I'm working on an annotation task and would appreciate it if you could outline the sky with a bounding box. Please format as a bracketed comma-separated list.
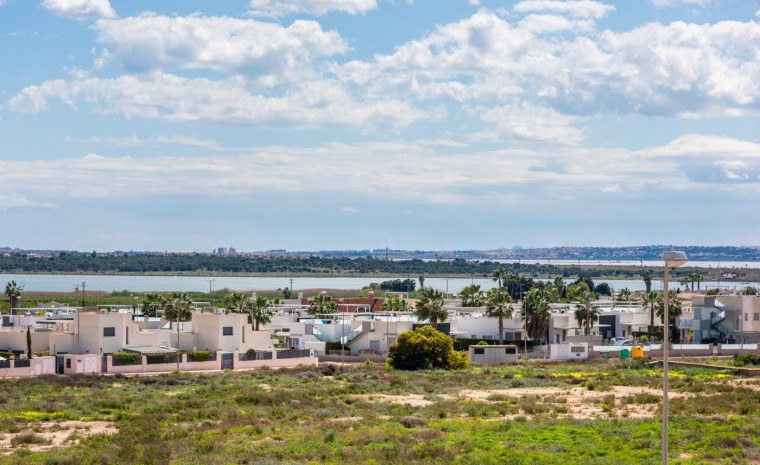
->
[0, 0, 758, 253]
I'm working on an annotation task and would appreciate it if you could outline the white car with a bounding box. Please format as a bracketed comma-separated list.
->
[612, 339, 633, 347]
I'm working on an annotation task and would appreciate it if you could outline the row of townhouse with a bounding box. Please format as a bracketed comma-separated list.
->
[1, 306, 276, 357]
[5, 292, 758, 363]
[277, 293, 760, 355]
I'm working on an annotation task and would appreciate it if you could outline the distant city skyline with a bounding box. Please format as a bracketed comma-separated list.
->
[1, 1, 758, 252]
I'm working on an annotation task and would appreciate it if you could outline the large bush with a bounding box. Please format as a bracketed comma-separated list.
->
[388, 326, 468, 370]
[111, 351, 141, 366]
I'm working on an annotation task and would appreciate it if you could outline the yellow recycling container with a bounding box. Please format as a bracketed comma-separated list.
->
[631, 345, 644, 359]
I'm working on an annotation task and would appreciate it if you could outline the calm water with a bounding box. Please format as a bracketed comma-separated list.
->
[1, 273, 757, 294]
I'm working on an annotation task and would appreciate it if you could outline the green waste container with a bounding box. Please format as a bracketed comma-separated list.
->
[619, 348, 631, 359]
[601, 352, 609, 360]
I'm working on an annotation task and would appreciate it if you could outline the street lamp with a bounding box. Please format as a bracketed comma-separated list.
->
[662, 251, 688, 465]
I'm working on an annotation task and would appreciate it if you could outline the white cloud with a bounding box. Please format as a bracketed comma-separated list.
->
[341, 207, 359, 213]
[513, 1, 615, 19]
[517, 14, 594, 34]
[248, 0, 376, 18]
[472, 102, 586, 145]
[10, 73, 427, 131]
[93, 15, 347, 83]
[338, 10, 760, 122]
[649, 0, 711, 8]
[0, 195, 54, 210]
[1, 135, 756, 209]
[41, 0, 117, 19]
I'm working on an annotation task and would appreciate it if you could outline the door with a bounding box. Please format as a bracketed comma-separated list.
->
[221, 352, 233, 370]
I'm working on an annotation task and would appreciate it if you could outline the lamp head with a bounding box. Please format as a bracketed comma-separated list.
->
[662, 251, 688, 268]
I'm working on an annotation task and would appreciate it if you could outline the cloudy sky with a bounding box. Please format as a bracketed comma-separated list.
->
[0, 0, 758, 252]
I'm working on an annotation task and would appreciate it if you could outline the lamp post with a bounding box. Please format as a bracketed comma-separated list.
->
[662, 251, 688, 465]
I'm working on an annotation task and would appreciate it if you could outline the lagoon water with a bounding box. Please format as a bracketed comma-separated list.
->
[2, 273, 758, 295]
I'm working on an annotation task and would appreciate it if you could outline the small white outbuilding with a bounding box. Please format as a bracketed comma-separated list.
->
[468, 344, 519, 364]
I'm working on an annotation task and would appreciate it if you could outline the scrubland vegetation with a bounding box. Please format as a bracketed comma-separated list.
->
[0, 361, 758, 464]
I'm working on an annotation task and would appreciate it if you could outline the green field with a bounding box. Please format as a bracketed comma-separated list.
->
[0, 360, 758, 464]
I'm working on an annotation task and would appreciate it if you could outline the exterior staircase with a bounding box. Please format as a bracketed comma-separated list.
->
[710, 300, 732, 341]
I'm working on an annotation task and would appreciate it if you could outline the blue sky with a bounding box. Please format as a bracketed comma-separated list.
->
[0, 0, 758, 252]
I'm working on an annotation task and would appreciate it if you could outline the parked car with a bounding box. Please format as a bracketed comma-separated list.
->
[609, 337, 628, 344]
[612, 339, 633, 347]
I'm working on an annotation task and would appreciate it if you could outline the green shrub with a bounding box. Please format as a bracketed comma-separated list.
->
[388, 326, 468, 370]
[111, 352, 141, 366]
[146, 353, 179, 364]
[733, 353, 760, 367]
[186, 350, 215, 362]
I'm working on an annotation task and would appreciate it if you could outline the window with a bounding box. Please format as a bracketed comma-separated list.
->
[66, 359, 71, 369]
[103, 327, 115, 337]
[505, 347, 517, 354]
[745, 314, 748, 321]
[474, 348, 485, 355]
[222, 326, 233, 336]
[754, 313, 759, 321]
[570, 346, 586, 353]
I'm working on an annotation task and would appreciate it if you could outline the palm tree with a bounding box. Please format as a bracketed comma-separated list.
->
[643, 292, 663, 340]
[692, 272, 703, 291]
[552, 276, 566, 300]
[307, 293, 338, 315]
[491, 267, 508, 288]
[140, 292, 165, 318]
[459, 284, 484, 307]
[382, 294, 408, 313]
[4, 280, 22, 314]
[643, 270, 654, 294]
[485, 287, 514, 344]
[506, 273, 519, 299]
[573, 292, 600, 336]
[224, 291, 250, 313]
[617, 288, 631, 302]
[247, 294, 272, 331]
[164, 291, 192, 327]
[414, 287, 447, 330]
[656, 290, 683, 342]
[522, 288, 551, 344]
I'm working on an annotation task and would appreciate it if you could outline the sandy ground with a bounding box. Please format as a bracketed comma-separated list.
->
[0, 421, 117, 454]
[353, 385, 703, 420]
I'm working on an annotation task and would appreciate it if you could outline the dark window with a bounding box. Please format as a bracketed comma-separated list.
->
[66, 359, 71, 369]
[474, 348, 485, 355]
[505, 347, 517, 354]
[103, 327, 115, 337]
[222, 326, 233, 336]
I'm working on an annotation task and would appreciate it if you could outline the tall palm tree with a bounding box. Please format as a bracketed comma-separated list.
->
[414, 287, 447, 330]
[140, 292, 165, 318]
[522, 288, 551, 344]
[643, 270, 654, 294]
[485, 287, 514, 344]
[643, 291, 663, 340]
[552, 276, 566, 300]
[617, 288, 631, 302]
[4, 280, 22, 314]
[491, 267, 508, 288]
[459, 284, 484, 307]
[247, 294, 272, 331]
[656, 290, 683, 342]
[692, 272, 703, 291]
[573, 292, 600, 336]
[307, 293, 338, 315]
[506, 273, 519, 299]
[164, 291, 192, 327]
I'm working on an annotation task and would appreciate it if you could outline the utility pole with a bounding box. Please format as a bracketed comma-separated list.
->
[81, 282, 86, 307]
